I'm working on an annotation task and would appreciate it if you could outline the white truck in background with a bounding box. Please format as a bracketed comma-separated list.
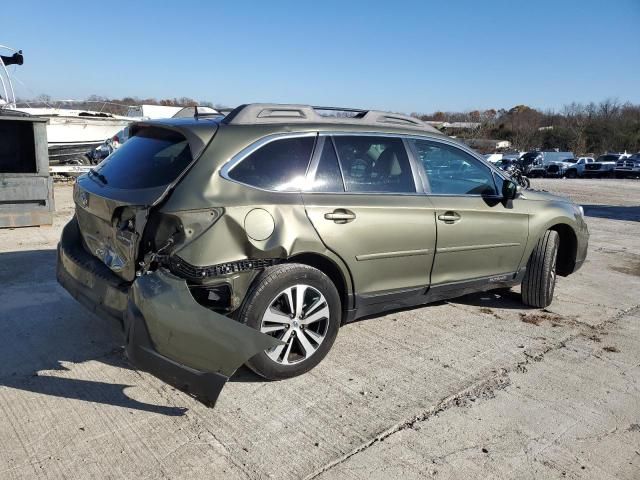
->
[563, 157, 595, 178]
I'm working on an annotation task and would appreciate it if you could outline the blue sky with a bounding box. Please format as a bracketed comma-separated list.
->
[3, 0, 639, 113]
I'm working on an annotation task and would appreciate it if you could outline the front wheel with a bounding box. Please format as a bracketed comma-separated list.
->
[520, 176, 531, 189]
[237, 264, 341, 380]
[521, 230, 559, 308]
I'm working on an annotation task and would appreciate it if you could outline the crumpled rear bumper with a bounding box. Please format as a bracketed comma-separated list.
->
[57, 217, 280, 406]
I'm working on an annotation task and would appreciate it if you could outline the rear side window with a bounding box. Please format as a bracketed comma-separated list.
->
[410, 139, 497, 196]
[91, 127, 192, 189]
[229, 137, 315, 191]
[332, 136, 416, 193]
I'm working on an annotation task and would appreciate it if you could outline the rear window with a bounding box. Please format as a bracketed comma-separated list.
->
[90, 127, 192, 189]
[228, 136, 315, 191]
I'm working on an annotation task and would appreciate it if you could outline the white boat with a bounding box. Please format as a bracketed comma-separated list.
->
[13, 107, 133, 164]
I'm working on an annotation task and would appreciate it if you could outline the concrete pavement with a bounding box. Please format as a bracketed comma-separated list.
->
[0, 179, 638, 479]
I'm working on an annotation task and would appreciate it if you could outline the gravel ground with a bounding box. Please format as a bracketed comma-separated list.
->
[0, 179, 638, 480]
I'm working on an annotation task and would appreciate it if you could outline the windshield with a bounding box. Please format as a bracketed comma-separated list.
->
[563, 158, 577, 163]
[91, 127, 192, 189]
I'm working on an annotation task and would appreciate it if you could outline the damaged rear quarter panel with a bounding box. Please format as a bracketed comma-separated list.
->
[132, 269, 282, 377]
[160, 125, 354, 300]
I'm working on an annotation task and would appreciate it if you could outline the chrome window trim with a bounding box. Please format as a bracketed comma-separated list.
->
[319, 131, 508, 180]
[330, 136, 349, 193]
[305, 135, 324, 184]
[404, 137, 430, 193]
[219, 130, 509, 196]
[304, 136, 347, 193]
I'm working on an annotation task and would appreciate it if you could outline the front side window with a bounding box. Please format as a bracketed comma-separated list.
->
[228, 136, 315, 191]
[332, 136, 416, 193]
[409, 139, 497, 196]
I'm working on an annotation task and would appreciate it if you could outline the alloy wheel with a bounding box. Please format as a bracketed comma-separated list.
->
[260, 284, 330, 365]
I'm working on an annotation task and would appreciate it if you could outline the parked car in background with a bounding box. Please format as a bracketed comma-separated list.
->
[615, 153, 640, 178]
[56, 103, 588, 406]
[584, 154, 620, 178]
[522, 151, 575, 178]
[89, 126, 130, 163]
[495, 158, 516, 170]
[564, 157, 595, 178]
[484, 152, 521, 164]
[545, 158, 576, 178]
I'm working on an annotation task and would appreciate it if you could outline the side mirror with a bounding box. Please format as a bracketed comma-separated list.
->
[502, 180, 519, 200]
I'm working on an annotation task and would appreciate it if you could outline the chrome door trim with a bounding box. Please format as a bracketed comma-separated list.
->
[355, 248, 432, 261]
[436, 242, 521, 253]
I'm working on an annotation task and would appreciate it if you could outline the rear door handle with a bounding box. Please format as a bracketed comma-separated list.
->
[437, 211, 461, 224]
[324, 209, 356, 223]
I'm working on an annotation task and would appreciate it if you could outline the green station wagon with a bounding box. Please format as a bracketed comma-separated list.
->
[57, 104, 589, 405]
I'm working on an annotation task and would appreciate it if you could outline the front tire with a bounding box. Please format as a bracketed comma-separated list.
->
[237, 263, 341, 380]
[521, 230, 559, 308]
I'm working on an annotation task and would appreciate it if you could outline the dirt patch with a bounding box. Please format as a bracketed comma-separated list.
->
[603, 346, 620, 353]
[607, 252, 640, 277]
[519, 311, 564, 326]
[610, 260, 640, 277]
[479, 307, 502, 319]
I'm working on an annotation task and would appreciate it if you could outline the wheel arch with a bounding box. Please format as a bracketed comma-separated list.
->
[548, 223, 577, 276]
[287, 252, 353, 322]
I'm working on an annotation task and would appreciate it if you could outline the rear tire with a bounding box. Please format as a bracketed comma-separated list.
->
[565, 169, 577, 179]
[238, 263, 341, 380]
[521, 230, 559, 308]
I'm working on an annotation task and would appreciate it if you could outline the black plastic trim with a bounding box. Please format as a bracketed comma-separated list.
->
[168, 255, 283, 280]
[350, 271, 524, 320]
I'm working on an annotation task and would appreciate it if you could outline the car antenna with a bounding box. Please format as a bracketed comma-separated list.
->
[194, 105, 199, 119]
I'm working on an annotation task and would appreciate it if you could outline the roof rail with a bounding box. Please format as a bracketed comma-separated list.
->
[222, 103, 439, 133]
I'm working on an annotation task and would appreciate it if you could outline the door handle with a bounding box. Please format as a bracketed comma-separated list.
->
[324, 209, 356, 223]
[437, 211, 461, 224]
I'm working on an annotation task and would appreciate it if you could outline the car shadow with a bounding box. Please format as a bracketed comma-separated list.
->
[229, 365, 264, 382]
[0, 249, 187, 416]
[582, 204, 640, 222]
[447, 288, 537, 310]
